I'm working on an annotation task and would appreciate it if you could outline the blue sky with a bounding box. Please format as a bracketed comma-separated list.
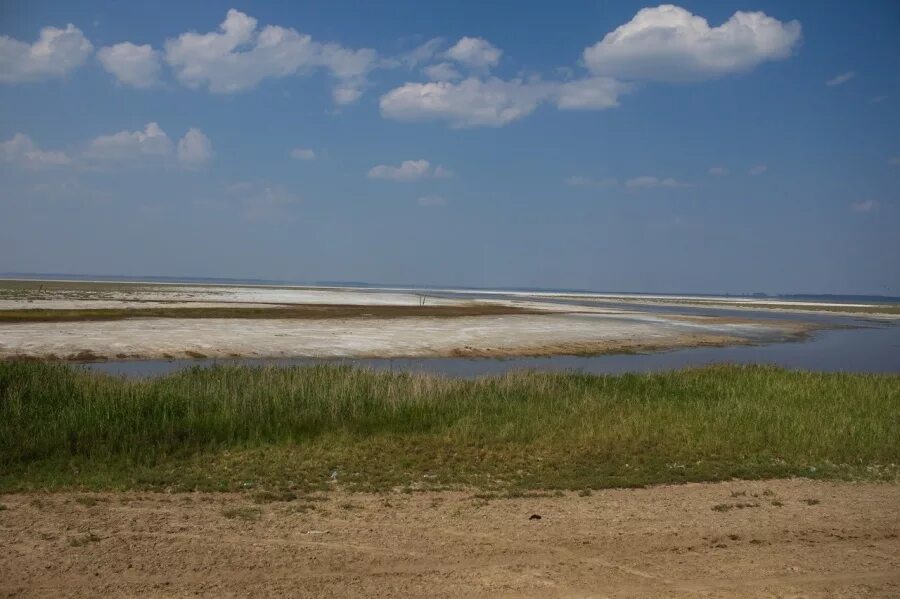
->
[1, 1, 898, 294]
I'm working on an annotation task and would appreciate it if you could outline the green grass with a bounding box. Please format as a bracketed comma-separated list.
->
[0, 361, 897, 493]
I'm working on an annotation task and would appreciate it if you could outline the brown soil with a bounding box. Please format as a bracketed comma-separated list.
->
[0, 303, 541, 323]
[2, 479, 897, 598]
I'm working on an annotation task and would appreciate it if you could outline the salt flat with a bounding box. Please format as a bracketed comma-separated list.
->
[0, 280, 815, 360]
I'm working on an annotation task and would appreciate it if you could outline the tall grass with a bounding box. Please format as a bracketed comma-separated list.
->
[0, 361, 897, 492]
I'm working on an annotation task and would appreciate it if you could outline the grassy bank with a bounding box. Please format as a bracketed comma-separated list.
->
[1, 361, 897, 493]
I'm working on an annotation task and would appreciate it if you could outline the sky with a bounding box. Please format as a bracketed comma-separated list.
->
[1, 0, 898, 295]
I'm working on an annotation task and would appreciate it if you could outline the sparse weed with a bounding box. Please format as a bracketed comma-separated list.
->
[222, 507, 262, 521]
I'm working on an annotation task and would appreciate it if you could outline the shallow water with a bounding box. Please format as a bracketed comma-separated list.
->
[82, 319, 899, 378]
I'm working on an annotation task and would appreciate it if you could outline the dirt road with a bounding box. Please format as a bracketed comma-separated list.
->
[2, 479, 898, 598]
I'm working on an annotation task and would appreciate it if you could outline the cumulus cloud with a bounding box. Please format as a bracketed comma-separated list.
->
[748, 164, 768, 175]
[708, 167, 728, 176]
[290, 148, 316, 160]
[380, 77, 553, 127]
[443, 37, 502, 69]
[850, 200, 876, 213]
[0, 24, 93, 83]
[0, 133, 71, 168]
[367, 159, 451, 182]
[380, 73, 632, 127]
[826, 71, 855, 87]
[163, 9, 377, 102]
[84, 122, 174, 163]
[417, 194, 447, 207]
[555, 77, 630, 110]
[564, 175, 617, 188]
[84, 122, 212, 169]
[423, 62, 461, 81]
[583, 5, 801, 82]
[378, 6, 801, 129]
[97, 42, 162, 88]
[176, 128, 213, 168]
[2, 124, 212, 171]
[625, 175, 691, 189]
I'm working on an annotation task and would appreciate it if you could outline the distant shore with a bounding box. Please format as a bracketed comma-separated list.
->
[0, 279, 826, 361]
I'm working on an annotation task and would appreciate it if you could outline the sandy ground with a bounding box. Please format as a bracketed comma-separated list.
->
[0, 313, 802, 360]
[1, 479, 897, 598]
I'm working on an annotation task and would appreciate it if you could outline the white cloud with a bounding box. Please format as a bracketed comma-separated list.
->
[381, 6, 800, 129]
[0, 133, 71, 168]
[443, 37, 502, 69]
[708, 167, 728, 176]
[176, 128, 213, 168]
[748, 164, 768, 175]
[0, 24, 93, 83]
[320, 43, 379, 104]
[583, 5, 801, 82]
[84, 122, 174, 163]
[555, 77, 630, 110]
[97, 42, 162, 88]
[380, 77, 556, 128]
[290, 148, 316, 160]
[331, 85, 362, 105]
[380, 75, 628, 128]
[400, 38, 444, 68]
[826, 71, 855, 87]
[367, 159, 451, 182]
[4, 125, 211, 171]
[564, 175, 617, 188]
[850, 200, 876, 213]
[625, 175, 691, 189]
[163, 9, 377, 102]
[84, 122, 211, 169]
[417, 194, 447, 207]
[423, 62, 461, 81]
[567, 174, 692, 189]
